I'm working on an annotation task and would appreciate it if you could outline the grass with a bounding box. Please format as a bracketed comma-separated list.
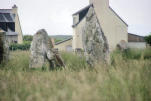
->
[0, 49, 151, 101]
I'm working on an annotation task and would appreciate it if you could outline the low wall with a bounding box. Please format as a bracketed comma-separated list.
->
[128, 42, 146, 49]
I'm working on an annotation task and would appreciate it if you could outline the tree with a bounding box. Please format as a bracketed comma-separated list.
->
[23, 35, 33, 42]
[145, 33, 151, 46]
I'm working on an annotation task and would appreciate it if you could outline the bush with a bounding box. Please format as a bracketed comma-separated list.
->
[145, 33, 151, 46]
[9, 41, 31, 51]
[112, 48, 151, 60]
[23, 35, 33, 42]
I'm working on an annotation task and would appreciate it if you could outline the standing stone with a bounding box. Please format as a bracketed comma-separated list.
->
[82, 7, 110, 66]
[117, 40, 128, 51]
[29, 29, 55, 69]
[0, 30, 9, 64]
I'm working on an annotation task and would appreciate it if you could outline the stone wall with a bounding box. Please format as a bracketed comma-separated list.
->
[0, 31, 9, 63]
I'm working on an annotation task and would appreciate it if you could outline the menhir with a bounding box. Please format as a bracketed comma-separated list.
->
[82, 7, 110, 67]
[29, 29, 64, 69]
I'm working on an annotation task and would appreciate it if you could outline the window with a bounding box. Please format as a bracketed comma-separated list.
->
[14, 41, 17, 43]
[66, 45, 72, 52]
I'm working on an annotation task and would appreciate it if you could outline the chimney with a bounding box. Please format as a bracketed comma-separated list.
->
[89, 0, 93, 4]
[89, 0, 109, 8]
[12, 4, 18, 14]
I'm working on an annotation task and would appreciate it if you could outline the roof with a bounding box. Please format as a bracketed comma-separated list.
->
[72, 4, 93, 16]
[72, 4, 93, 28]
[0, 27, 17, 36]
[72, 4, 128, 27]
[128, 33, 145, 42]
[55, 37, 72, 45]
[5, 28, 17, 36]
[0, 28, 5, 33]
[128, 33, 145, 38]
[0, 9, 12, 13]
[0, 13, 15, 22]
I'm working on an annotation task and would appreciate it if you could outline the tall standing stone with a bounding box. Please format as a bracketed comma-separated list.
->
[29, 29, 65, 69]
[82, 7, 110, 66]
[29, 29, 55, 69]
[0, 30, 9, 64]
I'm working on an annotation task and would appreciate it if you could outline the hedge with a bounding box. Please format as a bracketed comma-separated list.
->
[9, 41, 31, 51]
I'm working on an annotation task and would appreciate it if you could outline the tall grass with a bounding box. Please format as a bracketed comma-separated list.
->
[0, 49, 151, 101]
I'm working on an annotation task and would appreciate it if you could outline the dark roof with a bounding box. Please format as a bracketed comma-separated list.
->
[0, 13, 15, 22]
[72, 4, 93, 28]
[109, 7, 128, 27]
[5, 28, 17, 36]
[55, 37, 72, 45]
[0, 9, 12, 13]
[73, 4, 93, 15]
[0, 28, 5, 32]
[128, 33, 145, 42]
[72, 4, 128, 27]
[128, 33, 145, 37]
[0, 27, 17, 36]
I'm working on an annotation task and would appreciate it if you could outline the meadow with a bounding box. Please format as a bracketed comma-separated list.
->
[0, 49, 151, 101]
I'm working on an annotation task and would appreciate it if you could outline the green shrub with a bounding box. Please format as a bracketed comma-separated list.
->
[145, 33, 151, 46]
[9, 41, 31, 51]
[23, 35, 33, 42]
[112, 48, 151, 60]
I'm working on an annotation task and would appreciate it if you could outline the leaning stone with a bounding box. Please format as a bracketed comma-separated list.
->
[117, 40, 128, 51]
[29, 29, 65, 69]
[82, 7, 110, 67]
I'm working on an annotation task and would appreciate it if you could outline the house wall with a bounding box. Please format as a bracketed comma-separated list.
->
[90, 0, 128, 51]
[5, 35, 18, 43]
[55, 39, 73, 52]
[128, 42, 146, 49]
[12, 7, 23, 44]
[73, 15, 79, 25]
[72, 17, 86, 50]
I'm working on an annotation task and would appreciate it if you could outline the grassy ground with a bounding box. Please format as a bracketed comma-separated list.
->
[0, 49, 151, 101]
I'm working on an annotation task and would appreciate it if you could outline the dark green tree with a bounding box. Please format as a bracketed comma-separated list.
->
[23, 35, 33, 42]
[145, 33, 151, 46]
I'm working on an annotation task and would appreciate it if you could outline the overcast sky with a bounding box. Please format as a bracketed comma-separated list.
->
[0, 0, 151, 36]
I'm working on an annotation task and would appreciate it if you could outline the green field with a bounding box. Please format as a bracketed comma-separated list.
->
[0, 49, 151, 101]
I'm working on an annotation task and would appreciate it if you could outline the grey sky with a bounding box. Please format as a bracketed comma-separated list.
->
[0, 0, 151, 36]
